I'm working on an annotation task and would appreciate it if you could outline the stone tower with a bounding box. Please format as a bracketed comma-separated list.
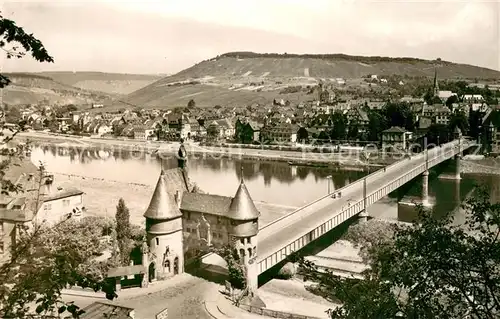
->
[227, 176, 260, 294]
[143, 169, 184, 280]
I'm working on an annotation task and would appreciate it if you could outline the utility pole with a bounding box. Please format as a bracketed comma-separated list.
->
[363, 177, 367, 210]
[34, 163, 46, 215]
[326, 175, 332, 194]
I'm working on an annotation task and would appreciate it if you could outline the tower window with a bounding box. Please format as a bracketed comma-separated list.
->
[240, 238, 244, 245]
[247, 237, 251, 244]
[156, 238, 159, 246]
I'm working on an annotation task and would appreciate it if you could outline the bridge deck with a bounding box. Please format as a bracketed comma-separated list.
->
[256, 139, 472, 274]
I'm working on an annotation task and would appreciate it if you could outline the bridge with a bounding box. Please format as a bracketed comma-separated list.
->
[254, 138, 475, 276]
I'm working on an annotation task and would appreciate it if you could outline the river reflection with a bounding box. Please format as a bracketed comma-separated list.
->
[31, 145, 371, 207]
[31, 144, 500, 219]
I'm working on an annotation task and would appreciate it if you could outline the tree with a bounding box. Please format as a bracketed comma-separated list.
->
[187, 99, 196, 108]
[115, 198, 132, 265]
[0, 12, 54, 88]
[449, 112, 469, 135]
[0, 216, 118, 318]
[383, 103, 415, 132]
[298, 186, 500, 318]
[366, 111, 388, 142]
[4, 106, 21, 124]
[446, 95, 459, 108]
[329, 112, 347, 141]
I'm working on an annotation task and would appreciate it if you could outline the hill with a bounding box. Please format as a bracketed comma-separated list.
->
[114, 52, 500, 109]
[38, 72, 164, 95]
[0, 73, 112, 106]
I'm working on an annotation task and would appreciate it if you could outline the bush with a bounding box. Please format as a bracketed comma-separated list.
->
[276, 262, 296, 279]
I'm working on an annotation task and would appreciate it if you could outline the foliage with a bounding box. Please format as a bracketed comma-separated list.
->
[426, 123, 450, 145]
[187, 99, 196, 108]
[298, 187, 500, 318]
[382, 102, 415, 132]
[115, 198, 132, 265]
[4, 106, 22, 124]
[366, 111, 388, 142]
[0, 216, 118, 318]
[277, 262, 296, 279]
[343, 220, 396, 263]
[445, 95, 459, 107]
[219, 52, 432, 64]
[449, 112, 469, 135]
[211, 244, 246, 289]
[0, 12, 54, 88]
[329, 112, 347, 140]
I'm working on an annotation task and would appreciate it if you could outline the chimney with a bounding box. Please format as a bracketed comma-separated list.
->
[45, 183, 52, 195]
[174, 190, 181, 208]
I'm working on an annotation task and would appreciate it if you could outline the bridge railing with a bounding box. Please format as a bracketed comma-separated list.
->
[257, 139, 470, 272]
[259, 139, 463, 234]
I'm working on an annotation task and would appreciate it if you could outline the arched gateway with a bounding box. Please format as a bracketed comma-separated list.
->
[143, 142, 261, 292]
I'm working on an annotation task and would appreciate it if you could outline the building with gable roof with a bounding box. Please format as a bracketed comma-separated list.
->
[143, 141, 260, 291]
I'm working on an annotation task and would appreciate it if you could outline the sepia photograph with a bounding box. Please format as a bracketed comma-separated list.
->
[0, 0, 499, 318]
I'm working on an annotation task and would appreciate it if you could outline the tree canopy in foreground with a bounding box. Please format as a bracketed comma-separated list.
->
[298, 187, 500, 319]
[0, 11, 54, 88]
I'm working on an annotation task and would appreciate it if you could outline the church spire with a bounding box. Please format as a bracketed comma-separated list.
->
[433, 68, 439, 96]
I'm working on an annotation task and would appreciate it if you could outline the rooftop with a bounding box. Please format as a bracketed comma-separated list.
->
[81, 302, 135, 319]
[43, 187, 83, 203]
[382, 126, 408, 134]
[181, 192, 232, 216]
[143, 169, 184, 220]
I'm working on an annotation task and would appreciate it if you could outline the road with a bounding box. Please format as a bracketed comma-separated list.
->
[257, 140, 462, 264]
[18, 131, 383, 165]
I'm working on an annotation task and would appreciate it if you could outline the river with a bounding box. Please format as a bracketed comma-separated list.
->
[30, 145, 500, 225]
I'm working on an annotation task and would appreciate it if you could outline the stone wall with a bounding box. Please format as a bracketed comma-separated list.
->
[239, 304, 323, 319]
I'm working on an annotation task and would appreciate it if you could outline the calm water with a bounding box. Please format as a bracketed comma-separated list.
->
[31, 145, 500, 220]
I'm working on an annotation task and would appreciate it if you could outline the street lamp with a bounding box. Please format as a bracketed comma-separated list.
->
[326, 175, 332, 194]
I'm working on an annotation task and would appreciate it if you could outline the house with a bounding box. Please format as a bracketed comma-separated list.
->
[463, 94, 484, 103]
[346, 107, 369, 134]
[260, 123, 299, 144]
[133, 125, 154, 140]
[0, 156, 84, 263]
[55, 117, 71, 132]
[35, 187, 85, 225]
[80, 302, 135, 319]
[437, 90, 457, 103]
[0, 158, 39, 263]
[381, 126, 413, 151]
[434, 105, 452, 125]
[234, 118, 263, 144]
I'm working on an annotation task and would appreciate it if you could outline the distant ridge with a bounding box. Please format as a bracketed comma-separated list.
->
[218, 51, 435, 64]
[113, 51, 500, 110]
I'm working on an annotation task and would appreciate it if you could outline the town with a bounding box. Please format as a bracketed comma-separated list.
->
[5, 70, 500, 155]
[1, 2, 500, 319]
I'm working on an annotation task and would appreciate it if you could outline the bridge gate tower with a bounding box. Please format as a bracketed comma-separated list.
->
[227, 175, 260, 294]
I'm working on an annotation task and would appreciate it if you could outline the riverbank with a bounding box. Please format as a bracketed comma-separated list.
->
[51, 172, 297, 227]
[461, 158, 500, 175]
[18, 132, 392, 169]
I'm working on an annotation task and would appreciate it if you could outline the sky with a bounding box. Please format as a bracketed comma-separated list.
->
[1, 0, 499, 74]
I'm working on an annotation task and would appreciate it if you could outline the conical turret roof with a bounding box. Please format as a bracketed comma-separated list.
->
[144, 170, 182, 220]
[227, 179, 260, 221]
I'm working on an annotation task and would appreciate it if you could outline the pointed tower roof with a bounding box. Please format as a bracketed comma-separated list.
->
[433, 68, 439, 96]
[227, 173, 260, 221]
[144, 170, 182, 220]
